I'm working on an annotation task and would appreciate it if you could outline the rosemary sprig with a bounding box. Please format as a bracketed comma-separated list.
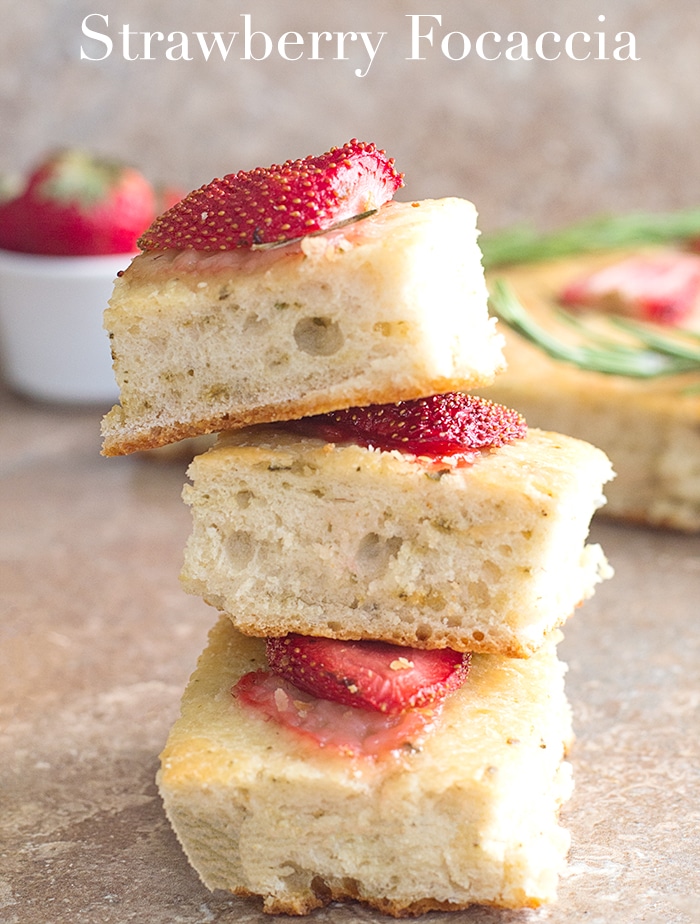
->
[489, 279, 700, 379]
[250, 209, 377, 251]
[480, 209, 700, 269]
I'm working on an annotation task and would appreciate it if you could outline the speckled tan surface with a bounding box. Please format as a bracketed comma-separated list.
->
[1, 383, 698, 924]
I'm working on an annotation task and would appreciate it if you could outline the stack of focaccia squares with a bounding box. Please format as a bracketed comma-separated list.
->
[102, 141, 614, 916]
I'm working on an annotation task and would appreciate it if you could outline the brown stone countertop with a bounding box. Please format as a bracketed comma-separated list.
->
[1, 385, 698, 924]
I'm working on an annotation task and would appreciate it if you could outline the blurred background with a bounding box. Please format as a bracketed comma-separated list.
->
[3, 0, 700, 234]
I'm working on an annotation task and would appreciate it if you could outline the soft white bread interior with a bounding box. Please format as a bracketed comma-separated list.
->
[180, 426, 614, 657]
[482, 250, 700, 531]
[101, 198, 505, 456]
[157, 617, 574, 916]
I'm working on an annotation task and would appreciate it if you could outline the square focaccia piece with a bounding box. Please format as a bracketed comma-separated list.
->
[157, 617, 574, 916]
[482, 248, 700, 531]
[180, 425, 613, 657]
[101, 198, 504, 455]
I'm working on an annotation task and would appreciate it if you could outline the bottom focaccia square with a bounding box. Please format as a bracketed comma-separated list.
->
[157, 617, 574, 916]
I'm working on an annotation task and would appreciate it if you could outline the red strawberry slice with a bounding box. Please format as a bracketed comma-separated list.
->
[234, 670, 438, 759]
[137, 139, 403, 252]
[560, 252, 700, 325]
[0, 149, 156, 256]
[265, 634, 470, 715]
[286, 393, 527, 460]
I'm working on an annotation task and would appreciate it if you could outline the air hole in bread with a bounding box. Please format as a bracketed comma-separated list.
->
[243, 313, 270, 334]
[310, 875, 333, 903]
[373, 320, 410, 338]
[294, 316, 344, 356]
[416, 623, 433, 642]
[290, 459, 318, 476]
[339, 877, 361, 899]
[224, 530, 255, 569]
[482, 561, 503, 583]
[467, 579, 489, 606]
[281, 862, 320, 896]
[356, 532, 403, 579]
[472, 630, 485, 642]
[235, 490, 254, 509]
[424, 590, 447, 611]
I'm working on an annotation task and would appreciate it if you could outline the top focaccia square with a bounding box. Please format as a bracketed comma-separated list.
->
[101, 199, 504, 455]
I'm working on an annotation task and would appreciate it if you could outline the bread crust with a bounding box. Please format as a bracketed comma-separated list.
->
[100, 371, 499, 457]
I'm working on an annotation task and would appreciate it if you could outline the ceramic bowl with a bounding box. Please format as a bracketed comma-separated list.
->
[0, 248, 132, 403]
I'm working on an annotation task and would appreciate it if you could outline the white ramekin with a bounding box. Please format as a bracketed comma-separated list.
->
[0, 248, 133, 403]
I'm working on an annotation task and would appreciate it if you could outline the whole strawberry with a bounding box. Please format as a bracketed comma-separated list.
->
[0, 149, 157, 256]
[137, 139, 404, 252]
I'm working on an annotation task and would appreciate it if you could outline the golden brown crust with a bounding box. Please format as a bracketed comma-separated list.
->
[232, 614, 566, 659]
[100, 370, 501, 457]
[236, 882, 543, 917]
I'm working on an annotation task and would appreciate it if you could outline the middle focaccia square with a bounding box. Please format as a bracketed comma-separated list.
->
[180, 425, 613, 657]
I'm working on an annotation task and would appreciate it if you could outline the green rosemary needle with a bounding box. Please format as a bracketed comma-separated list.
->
[488, 279, 700, 379]
[480, 209, 700, 269]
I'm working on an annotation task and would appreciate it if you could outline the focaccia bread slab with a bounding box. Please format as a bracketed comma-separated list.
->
[157, 617, 574, 916]
[180, 425, 614, 657]
[101, 198, 504, 456]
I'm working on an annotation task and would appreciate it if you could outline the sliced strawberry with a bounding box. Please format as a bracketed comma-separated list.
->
[0, 149, 156, 256]
[234, 670, 437, 759]
[560, 252, 700, 325]
[285, 393, 526, 460]
[137, 139, 403, 252]
[265, 634, 470, 715]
